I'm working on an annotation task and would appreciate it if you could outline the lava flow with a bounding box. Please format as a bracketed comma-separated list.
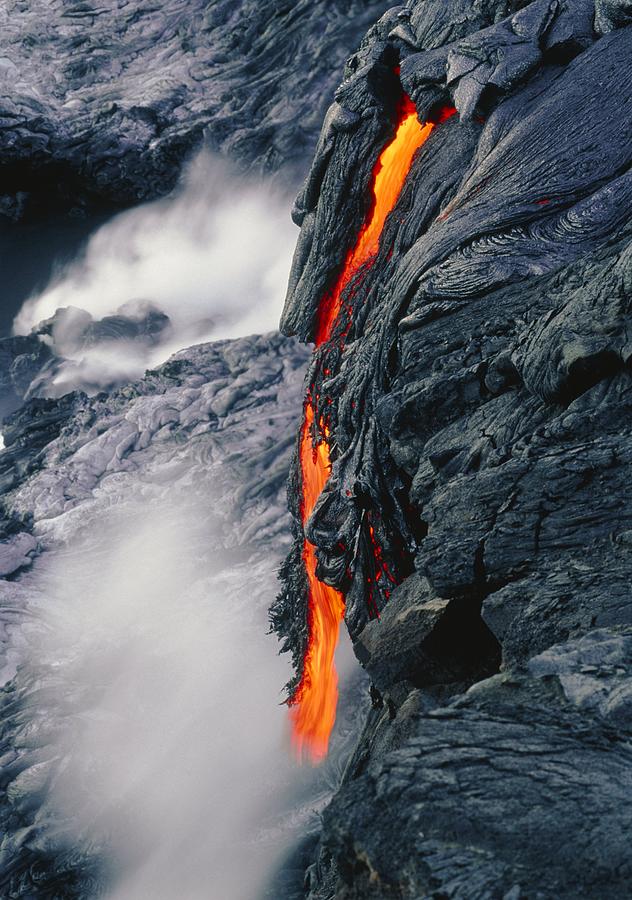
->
[315, 94, 447, 345]
[290, 94, 456, 763]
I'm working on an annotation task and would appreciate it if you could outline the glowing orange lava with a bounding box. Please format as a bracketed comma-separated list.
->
[289, 401, 346, 763]
[315, 95, 444, 345]
[291, 94, 456, 763]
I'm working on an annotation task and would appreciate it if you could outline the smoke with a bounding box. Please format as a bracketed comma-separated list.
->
[23, 483, 326, 900]
[13, 153, 296, 395]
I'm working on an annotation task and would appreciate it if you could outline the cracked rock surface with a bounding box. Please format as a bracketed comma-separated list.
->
[273, 0, 632, 895]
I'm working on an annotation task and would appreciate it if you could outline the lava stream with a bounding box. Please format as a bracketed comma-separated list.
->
[290, 401, 346, 763]
[315, 95, 442, 345]
[291, 94, 456, 763]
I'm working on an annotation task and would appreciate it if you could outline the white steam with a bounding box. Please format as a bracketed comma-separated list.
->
[13, 153, 296, 394]
[23, 488, 325, 900]
[5, 150, 365, 898]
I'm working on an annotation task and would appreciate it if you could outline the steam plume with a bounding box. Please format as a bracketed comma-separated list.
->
[23, 490, 322, 899]
[13, 153, 296, 395]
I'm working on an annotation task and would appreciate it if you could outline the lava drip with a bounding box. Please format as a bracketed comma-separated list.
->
[290, 400, 345, 763]
[290, 93, 457, 763]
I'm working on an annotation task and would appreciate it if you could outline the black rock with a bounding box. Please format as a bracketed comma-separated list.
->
[0, 335, 53, 420]
[0, 0, 393, 220]
[272, 1, 632, 896]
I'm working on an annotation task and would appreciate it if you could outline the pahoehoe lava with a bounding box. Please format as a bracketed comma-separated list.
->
[0, 0, 632, 896]
[272, 0, 632, 896]
[289, 88, 456, 763]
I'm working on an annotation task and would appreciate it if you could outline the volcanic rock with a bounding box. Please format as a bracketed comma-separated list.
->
[0, 335, 54, 421]
[273, 0, 632, 896]
[0, 0, 393, 219]
[0, 332, 316, 895]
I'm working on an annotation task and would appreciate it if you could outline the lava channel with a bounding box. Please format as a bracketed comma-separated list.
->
[290, 94, 457, 763]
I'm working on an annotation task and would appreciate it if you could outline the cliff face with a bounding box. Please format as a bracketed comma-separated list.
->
[0, 2, 393, 894]
[274, 1, 632, 896]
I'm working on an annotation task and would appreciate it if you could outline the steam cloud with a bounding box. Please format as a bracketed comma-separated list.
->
[22, 487, 328, 899]
[13, 153, 297, 395]
[6, 149, 362, 898]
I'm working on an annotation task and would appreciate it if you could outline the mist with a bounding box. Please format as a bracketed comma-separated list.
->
[3, 142, 364, 899]
[19, 485, 332, 899]
[13, 152, 297, 395]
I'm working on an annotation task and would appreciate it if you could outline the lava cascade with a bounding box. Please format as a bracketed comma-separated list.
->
[290, 94, 456, 763]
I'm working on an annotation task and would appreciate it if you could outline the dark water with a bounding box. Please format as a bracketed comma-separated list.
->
[0, 214, 107, 337]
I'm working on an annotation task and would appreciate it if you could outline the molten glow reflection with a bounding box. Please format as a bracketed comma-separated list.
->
[292, 95, 455, 762]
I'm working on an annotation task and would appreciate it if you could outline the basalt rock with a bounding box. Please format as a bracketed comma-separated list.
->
[0, 0, 392, 220]
[0, 335, 54, 420]
[273, 1, 632, 896]
[0, 305, 174, 414]
[34, 305, 170, 350]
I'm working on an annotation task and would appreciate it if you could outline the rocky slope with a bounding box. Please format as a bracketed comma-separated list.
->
[0, 332, 333, 897]
[0, 0, 391, 220]
[0, 305, 172, 422]
[273, 0, 632, 896]
[0, 2, 389, 894]
[2, 0, 632, 897]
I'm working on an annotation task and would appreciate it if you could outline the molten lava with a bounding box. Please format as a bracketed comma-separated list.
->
[315, 95, 447, 344]
[289, 401, 346, 763]
[291, 94, 456, 763]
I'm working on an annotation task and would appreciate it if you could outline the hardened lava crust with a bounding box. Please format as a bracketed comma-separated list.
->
[0, 0, 391, 219]
[273, 1, 632, 896]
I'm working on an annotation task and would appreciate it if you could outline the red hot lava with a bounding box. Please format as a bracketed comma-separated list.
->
[290, 94, 457, 763]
